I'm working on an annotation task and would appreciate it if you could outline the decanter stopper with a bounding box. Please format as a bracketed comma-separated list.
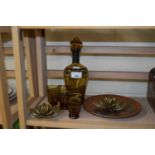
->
[70, 37, 83, 52]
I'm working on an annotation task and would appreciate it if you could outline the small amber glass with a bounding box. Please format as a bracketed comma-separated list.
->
[58, 85, 68, 110]
[47, 85, 59, 106]
[67, 92, 82, 119]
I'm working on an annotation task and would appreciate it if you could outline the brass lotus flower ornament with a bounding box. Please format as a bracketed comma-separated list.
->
[30, 100, 63, 118]
[95, 97, 127, 112]
[30, 102, 54, 118]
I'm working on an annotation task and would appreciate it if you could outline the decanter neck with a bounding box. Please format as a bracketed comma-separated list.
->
[70, 37, 82, 64]
[72, 51, 80, 63]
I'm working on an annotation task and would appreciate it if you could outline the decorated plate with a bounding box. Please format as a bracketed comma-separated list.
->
[9, 94, 17, 102]
[9, 89, 16, 98]
[83, 94, 142, 119]
[8, 87, 13, 95]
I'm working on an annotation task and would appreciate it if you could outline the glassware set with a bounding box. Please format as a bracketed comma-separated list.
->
[30, 37, 142, 120]
[46, 37, 88, 119]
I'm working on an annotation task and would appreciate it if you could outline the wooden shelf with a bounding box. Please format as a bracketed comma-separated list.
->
[10, 26, 155, 129]
[4, 46, 155, 57]
[3, 47, 12, 56]
[47, 70, 148, 82]
[19, 26, 155, 30]
[26, 97, 155, 129]
[46, 46, 155, 57]
[0, 30, 17, 128]
[6, 70, 148, 82]
[0, 27, 11, 33]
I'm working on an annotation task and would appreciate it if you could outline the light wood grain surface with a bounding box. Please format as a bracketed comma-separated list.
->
[3, 46, 155, 57]
[35, 30, 47, 97]
[46, 46, 155, 57]
[24, 30, 39, 98]
[27, 98, 155, 129]
[0, 33, 12, 128]
[18, 26, 155, 29]
[12, 27, 27, 128]
[0, 26, 11, 33]
[5, 70, 148, 82]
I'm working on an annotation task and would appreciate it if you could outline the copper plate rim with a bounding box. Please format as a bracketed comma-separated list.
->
[83, 94, 142, 119]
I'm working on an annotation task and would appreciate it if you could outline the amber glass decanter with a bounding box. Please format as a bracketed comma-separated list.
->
[64, 37, 88, 119]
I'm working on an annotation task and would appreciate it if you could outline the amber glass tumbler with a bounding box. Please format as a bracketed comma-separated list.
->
[58, 85, 68, 110]
[47, 85, 59, 106]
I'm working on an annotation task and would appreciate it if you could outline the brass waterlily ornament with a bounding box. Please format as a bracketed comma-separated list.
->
[30, 102, 54, 118]
[30, 101, 63, 118]
[95, 97, 127, 112]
